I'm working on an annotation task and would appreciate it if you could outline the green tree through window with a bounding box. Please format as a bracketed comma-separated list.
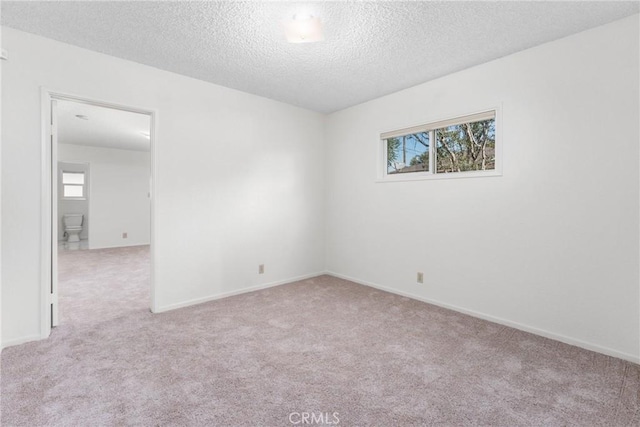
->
[436, 119, 495, 173]
[381, 111, 497, 179]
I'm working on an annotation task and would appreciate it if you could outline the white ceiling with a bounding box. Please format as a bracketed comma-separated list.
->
[2, 1, 638, 113]
[57, 100, 151, 152]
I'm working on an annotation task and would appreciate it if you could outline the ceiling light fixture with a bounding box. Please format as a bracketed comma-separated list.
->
[283, 14, 324, 43]
[75, 114, 89, 120]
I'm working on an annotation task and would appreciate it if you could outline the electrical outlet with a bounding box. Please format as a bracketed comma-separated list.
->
[417, 272, 424, 284]
[122, 232, 128, 239]
[258, 264, 264, 274]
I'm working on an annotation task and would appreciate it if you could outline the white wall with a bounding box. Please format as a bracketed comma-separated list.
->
[325, 15, 639, 361]
[1, 27, 325, 346]
[57, 161, 90, 242]
[58, 144, 150, 249]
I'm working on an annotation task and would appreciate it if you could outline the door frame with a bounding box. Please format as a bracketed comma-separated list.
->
[40, 88, 159, 338]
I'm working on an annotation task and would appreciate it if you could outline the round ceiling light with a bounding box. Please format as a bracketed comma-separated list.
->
[283, 14, 324, 43]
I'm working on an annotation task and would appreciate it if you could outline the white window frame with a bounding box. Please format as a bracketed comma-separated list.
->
[378, 107, 502, 182]
[61, 171, 86, 200]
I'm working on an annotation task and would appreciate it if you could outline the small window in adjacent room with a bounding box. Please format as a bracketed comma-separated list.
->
[380, 110, 499, 181]
[62, 171, 85, 199]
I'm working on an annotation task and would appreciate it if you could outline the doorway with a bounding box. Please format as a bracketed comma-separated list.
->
[41, 91, 157, 336]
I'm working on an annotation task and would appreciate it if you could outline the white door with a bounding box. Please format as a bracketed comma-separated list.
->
[51, 99, 59, 327]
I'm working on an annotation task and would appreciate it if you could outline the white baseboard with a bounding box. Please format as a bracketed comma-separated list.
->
[154, 271, 326, 313]
[7, 271, 636, 364]
[325, 271, 640, 364]
[1, 334, 42, 350]
[88, 242, 150, 250]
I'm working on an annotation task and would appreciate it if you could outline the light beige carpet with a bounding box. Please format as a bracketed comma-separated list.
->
[1, 245, 638, 426]
[57, 245, 150, 327]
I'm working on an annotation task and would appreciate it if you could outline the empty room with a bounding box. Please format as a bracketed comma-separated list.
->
[1, 1, 639, 426]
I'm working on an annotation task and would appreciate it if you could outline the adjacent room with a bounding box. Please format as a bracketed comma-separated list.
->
[55, 99, 151, 327]
[1, 1, 639, 426]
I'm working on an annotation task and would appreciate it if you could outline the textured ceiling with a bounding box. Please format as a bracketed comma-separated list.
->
[2, 1, 638, 113]
[57, 100, 151, 152]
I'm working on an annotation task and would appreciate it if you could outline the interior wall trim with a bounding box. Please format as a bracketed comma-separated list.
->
[155, 271, 326, 313]
[1, 334, 42, 350]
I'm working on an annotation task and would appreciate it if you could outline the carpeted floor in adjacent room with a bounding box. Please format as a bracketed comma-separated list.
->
[1, 245, 639, 426]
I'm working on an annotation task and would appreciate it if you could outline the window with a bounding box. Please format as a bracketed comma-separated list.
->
[387, 131, 430, 175]
[62, 171, 85, 199]
[380, 110, 499, 181]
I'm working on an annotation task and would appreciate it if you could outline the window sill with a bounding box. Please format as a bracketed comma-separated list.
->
[376, 170, 502, 183]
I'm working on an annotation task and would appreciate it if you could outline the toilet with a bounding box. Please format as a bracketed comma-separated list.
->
[63, 213, 84, 243]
